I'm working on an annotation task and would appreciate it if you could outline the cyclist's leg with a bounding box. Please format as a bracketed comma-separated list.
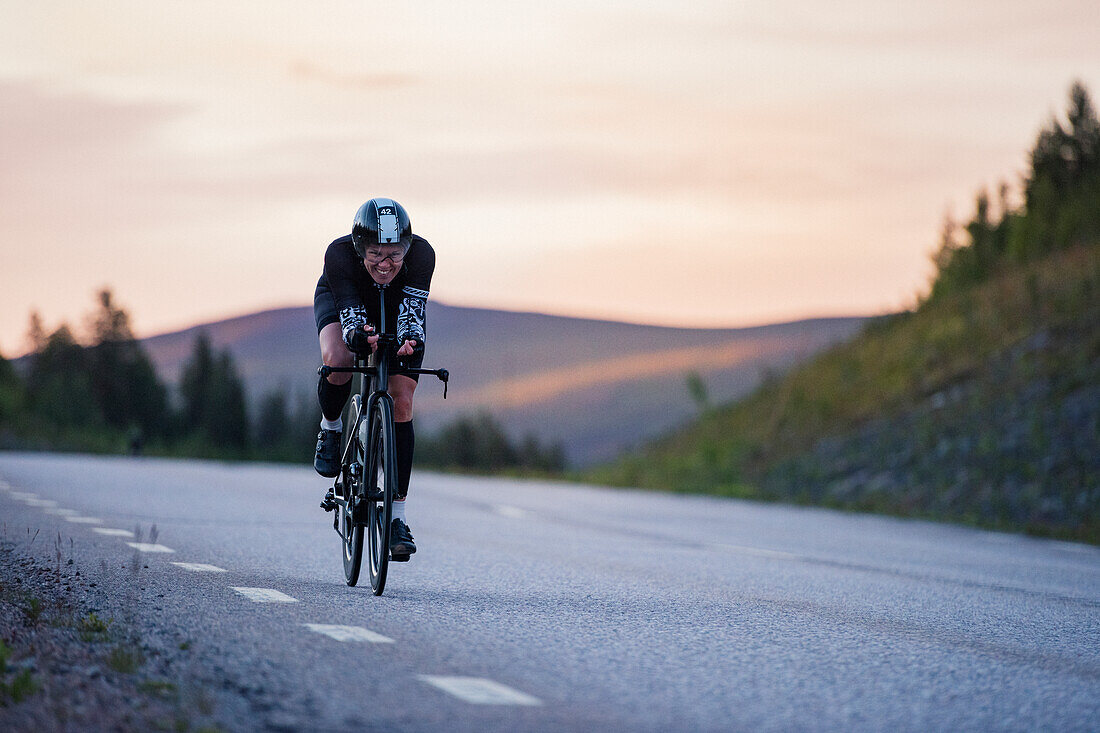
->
[315, 286, 353, 479]
[390, 374, 417, 500]
[316, 282, 353, 417]
[387, 279, 422, 499]
[389, 374, 418, 556]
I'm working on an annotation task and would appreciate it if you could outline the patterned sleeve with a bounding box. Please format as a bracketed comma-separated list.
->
[397, 237, 436, 344]
[339, 305, 369, 346]
[397, 289, 427, 343]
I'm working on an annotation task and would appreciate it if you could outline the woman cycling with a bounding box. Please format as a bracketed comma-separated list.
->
[313, 198, 435, 561]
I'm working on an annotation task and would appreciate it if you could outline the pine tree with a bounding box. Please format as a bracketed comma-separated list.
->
[208, 351, 249, 450]
[85, 289, 168, 436]
[255, 389, 291, 458]
[1014, 81, 1100, 259]
[25, 325, 102, 429]
[0, 350, 23, 427]
[180, 332, 215, 436]
[935, 80, 1100, 296]
[179, 332, 249, 452]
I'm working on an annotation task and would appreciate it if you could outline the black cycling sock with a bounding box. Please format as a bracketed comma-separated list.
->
[317, 374, 352, 423]
[395, 420, 414, 498]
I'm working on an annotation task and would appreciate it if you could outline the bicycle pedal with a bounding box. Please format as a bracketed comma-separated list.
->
[390, 553, 411, 562]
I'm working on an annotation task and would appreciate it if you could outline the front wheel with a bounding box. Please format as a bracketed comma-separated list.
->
[366, 396, 397, 596]
[341, 505, 363, 586]
[341, 397, 364, 586]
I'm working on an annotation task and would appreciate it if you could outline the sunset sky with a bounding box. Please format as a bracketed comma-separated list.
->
[2, 1, 1098, 356]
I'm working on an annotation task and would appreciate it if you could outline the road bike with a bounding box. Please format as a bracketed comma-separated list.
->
[318, 284, 448, 595]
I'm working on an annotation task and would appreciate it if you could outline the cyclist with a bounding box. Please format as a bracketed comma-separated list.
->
[313, 198, 435, 561]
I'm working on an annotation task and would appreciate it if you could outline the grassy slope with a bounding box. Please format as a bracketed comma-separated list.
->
[587, 244, 1100, 542]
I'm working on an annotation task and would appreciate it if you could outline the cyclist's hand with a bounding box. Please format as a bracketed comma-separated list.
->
[397, 339, 422, 357]
[347, 326, 377, 355]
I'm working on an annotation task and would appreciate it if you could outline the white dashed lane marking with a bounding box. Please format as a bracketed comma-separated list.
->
[23, 498, 57, 507]
[418, 676, 542, 706]
[45, 508, 79, 516]
[231, 587, 298, 603]
[126, 542, 175, 553]
[93, 528, 135, 537]
[303, 624, 394, 643]
[9, 491, 37, 500]
[65, 516, 102, 524]
[171, 562, 226, 573]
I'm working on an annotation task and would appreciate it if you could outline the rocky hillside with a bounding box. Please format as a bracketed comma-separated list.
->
[588, 244, 1099, 542]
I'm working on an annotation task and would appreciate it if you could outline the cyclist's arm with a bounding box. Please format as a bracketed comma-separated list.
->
[396, 236, 435, 355]
[323, 236, 373, 349]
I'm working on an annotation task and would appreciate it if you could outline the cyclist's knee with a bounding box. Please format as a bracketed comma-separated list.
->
[323, 347, 352, 368]
[391, 377, 416, 422]
[319, 324, 353, 383]
[322, 350, 352, 385]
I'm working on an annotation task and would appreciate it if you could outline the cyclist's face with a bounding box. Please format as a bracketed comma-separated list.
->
[363, 245, 406, 284]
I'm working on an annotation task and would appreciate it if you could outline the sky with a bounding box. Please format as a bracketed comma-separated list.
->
[2, 0, 1098, 355]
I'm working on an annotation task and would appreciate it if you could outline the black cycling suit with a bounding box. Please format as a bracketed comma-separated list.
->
[314, 233, 436, 376]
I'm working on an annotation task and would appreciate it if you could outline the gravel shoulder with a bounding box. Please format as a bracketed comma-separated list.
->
[0, 534, 223, 732]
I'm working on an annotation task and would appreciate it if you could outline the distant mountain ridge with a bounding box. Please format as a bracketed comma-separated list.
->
[140, 302, 865, 465]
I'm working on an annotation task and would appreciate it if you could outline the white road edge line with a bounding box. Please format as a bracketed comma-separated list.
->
[1047, 540, 1100, 555]
[93, 528, 135, 537]
[126, 542, 175, 553]
[418, 676, 542, 706]
[707, 543, 801, 561]
[171, 562, 227, 572]
[493, 505, 532, 519]
[303, 624, 394, 643]
[231, 587, 298, 603]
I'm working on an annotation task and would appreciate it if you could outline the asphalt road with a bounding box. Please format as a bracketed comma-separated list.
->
[1, 452, 1098, 731]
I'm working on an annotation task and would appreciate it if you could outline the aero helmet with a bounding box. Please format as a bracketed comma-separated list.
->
[351, 198, 412, 257]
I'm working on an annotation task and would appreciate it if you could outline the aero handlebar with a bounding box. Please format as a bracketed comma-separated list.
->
[317, 364, 449, 399]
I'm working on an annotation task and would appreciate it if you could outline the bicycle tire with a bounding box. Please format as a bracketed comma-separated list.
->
[341, 396, 364, 586]
[366, 395, 397, 595]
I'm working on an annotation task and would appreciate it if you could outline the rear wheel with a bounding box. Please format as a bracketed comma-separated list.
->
[341, 397, 364, 586]
[366, 396, 397, 596]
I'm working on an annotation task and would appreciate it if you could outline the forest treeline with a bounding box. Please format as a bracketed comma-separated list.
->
[0, 290, 564, 472]
[0, 289, 267, 459]
[930, 80, 1100, 300]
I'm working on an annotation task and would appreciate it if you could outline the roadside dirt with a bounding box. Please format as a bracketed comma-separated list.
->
[0, 536, 222, 732]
